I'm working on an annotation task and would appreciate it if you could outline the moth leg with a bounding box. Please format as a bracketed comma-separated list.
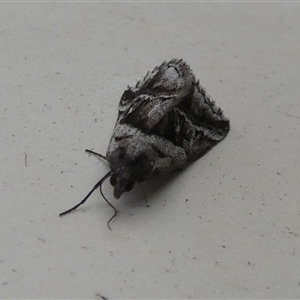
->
[137, 182, 148, 204]
[85, 149, 107, 161]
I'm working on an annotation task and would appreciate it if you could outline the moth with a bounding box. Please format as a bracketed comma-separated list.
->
[60, 59, 230, 229]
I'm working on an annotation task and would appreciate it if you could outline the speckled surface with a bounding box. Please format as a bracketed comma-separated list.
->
[1, 2, 300, 299]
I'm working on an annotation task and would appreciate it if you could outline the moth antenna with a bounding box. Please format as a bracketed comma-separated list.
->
[59, 171, 113, 217]
[137, 182, 148, 204]
[99, 180, 118, 231]
[85, 149, 107, 161]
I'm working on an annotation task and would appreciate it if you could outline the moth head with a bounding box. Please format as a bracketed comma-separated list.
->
[108, 150, 155, 199]
[109, 173, 135, 199]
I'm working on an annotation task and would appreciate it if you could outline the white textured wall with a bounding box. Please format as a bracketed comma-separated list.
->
[1, 2, 300, 298]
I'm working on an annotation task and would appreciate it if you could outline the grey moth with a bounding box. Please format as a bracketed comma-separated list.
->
[60, 59, 230, 229]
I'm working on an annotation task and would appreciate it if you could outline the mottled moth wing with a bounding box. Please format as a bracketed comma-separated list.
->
[113, 58, 230, 164]
[118, 59, 194, 132]
[106, 59, 230, 198]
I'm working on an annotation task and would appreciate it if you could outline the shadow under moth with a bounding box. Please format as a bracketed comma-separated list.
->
[60, 59, 230, 229]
